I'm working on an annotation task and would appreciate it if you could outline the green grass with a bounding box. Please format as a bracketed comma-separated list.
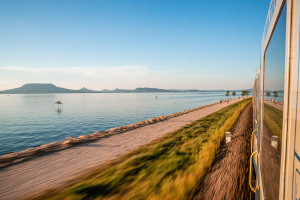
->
[263, 103, 283, 147]
[31, 98, 251, 200]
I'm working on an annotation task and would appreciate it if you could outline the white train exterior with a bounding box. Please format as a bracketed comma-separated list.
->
[252, 0, 300, 199]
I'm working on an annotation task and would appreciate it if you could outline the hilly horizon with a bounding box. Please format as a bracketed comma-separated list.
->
[0, 83, 252, 94]
[0, 83, 201, 94]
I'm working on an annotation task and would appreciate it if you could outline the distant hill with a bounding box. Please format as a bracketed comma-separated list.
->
[105, 88, 133, 93]
[133, 87, 172, 93]
[102, 87, 180, 93]
[0, 83, 84, 94]
[78, 87, 98, 93]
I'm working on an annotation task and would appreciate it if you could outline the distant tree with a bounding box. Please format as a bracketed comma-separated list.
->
[241, 90, 247, 97]
[266, 91, 271, 97]
[225, 90, 230, 98]
[247, 90, 251, 96]
[232, 91, 236, 96]
[274, 91, 278, 98]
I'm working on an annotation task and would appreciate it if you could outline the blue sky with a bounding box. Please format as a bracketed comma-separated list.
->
[0, 0, 270, 90]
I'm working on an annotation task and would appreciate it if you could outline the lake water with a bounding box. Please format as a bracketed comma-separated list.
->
[0, 92, 241, 155]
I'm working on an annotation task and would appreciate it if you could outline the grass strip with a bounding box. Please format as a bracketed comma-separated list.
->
[31, 98, 252, 200]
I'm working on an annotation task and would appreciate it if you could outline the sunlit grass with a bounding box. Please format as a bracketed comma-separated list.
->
[30, 98, 251, 200]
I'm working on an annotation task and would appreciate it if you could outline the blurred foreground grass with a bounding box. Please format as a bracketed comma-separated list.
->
[31, 98, 251, 200]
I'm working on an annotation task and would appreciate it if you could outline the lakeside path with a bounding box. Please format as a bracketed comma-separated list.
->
[0, 98, 244, 200]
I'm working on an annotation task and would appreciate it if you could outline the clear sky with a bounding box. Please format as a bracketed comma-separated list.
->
[0, 0, 270, 90]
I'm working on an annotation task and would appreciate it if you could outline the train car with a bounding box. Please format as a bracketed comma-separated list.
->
[251, 0, 300, 199]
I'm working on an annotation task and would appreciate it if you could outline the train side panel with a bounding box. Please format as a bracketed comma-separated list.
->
[283, 0, 300, 198]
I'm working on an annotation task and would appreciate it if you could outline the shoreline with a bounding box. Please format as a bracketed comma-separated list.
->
[0, 98, 242, 168]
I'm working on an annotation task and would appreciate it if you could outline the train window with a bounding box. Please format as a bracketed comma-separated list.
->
[262, 3, 286, 200]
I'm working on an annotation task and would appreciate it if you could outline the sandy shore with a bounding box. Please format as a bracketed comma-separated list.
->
[0, 98, 244, 200]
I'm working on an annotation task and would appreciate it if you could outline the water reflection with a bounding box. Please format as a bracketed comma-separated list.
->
[261, 4, 286, 199]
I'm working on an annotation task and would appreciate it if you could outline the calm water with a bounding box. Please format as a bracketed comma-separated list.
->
[0, 92, 241, 155]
